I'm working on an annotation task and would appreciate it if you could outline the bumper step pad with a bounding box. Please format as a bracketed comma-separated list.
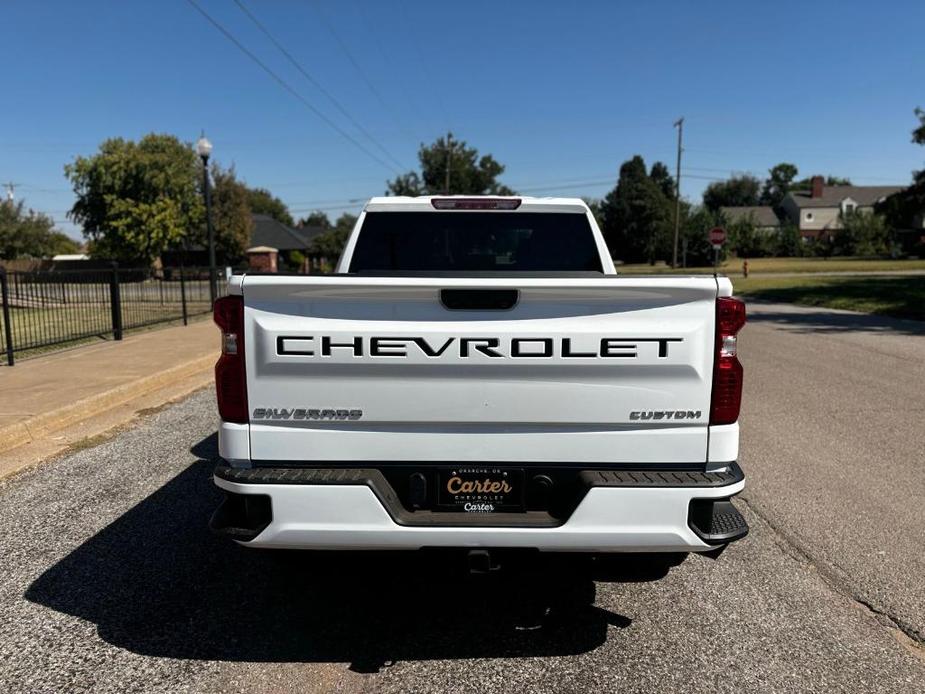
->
[687, 499, 749, 544]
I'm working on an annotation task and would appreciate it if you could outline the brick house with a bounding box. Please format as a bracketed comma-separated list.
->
[163, 214, 329, 271]
[250, 214, 328, 271]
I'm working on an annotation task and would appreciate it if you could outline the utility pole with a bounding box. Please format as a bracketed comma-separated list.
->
[4, 182, 16, 203]
[672, 117, 684, 268]
[444, 131, 452, 195]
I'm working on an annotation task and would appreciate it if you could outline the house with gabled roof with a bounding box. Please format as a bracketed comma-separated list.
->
[719, 205, 781, 233]
[162, 213, 330, 271]
[248, 214, 329, 272]
[250, 214, 325, 255]
[780, 176, 902, 240]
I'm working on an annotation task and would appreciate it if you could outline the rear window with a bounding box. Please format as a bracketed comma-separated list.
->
[348, 211, 603, 273]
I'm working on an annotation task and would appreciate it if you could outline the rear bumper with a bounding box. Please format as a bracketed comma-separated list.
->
[211, 463, 747, 552]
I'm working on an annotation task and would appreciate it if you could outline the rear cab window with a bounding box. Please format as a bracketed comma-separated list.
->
[348, 212, 603, 273]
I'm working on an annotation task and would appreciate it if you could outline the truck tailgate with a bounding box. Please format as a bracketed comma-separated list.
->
[241, 275, 719, 464]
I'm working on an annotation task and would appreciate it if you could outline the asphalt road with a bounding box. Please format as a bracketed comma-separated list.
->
[1, 302, 923, 693]
[739, 302, 925, 642]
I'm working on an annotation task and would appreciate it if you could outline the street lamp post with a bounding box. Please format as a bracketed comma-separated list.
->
[196, 133, 216, 306]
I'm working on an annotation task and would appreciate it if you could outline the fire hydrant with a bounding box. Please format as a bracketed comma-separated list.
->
[743, 260, 749, 278]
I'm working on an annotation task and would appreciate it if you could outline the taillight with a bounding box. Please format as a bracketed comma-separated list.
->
[431, 197, 522, 210]
[710, 296, 746, 425]
[213, 295, 248, 423]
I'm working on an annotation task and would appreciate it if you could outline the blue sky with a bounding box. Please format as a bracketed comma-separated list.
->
[2, 0, 924, 240]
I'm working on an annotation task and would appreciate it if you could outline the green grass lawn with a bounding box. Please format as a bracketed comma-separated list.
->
[618, 256, 925, 275]
[731, 275, 925, 321]
[1, 302, 213, 363]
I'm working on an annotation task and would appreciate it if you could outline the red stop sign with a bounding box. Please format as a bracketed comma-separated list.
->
[708, 227, 726, 245]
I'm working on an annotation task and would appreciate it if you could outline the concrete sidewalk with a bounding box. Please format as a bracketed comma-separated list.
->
[0, 319, 218, 479]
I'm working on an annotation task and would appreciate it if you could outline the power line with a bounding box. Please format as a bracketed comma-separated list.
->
[352, 0, 429, 142]
[309, 0, 414, 146]
[287, 196, 367, 207]
[516, 179, 614, 193]
[397, 0, 450, 128]
[232, 0, 406, 171]
[280, 171, 760, 210]
[184, 0, 400, 174]
[289, 201, 366, 213]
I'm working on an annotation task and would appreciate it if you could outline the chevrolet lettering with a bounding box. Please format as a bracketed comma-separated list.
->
[277, 335, 683, 359]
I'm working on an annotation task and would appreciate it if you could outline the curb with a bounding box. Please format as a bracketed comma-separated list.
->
[0, 353, 216, 456]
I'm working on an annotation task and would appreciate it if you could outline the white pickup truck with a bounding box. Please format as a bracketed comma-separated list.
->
[210, 195, 748, 563]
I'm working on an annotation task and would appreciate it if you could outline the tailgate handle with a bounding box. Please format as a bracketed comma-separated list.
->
[440, 289, 519, 311]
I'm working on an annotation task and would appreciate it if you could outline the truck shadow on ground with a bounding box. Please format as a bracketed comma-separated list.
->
[747, 305, 925, 336]
[24, 433, 658, 672]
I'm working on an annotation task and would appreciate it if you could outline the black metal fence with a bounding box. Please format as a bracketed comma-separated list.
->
[0, 265, 222, 365]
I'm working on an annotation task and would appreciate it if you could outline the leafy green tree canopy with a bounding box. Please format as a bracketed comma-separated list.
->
[247, 187, 293, 226]
[0, 201, 79, 259]
[702, 175, 761, 211]
[387, 133, 514, 196]
[833, 210, 891, 256]
[648, 162, 675, 198]
[759, 163, 799, 207]
[726, 214, 773, 258]
[914, 107, 925, 146]
[204, 165, 254, 262]
[879, 109, 925, 243]
[598, 155, 674, 263]
[66, 134, 204, 263]
[298, 211, 332, 229]
[679, 205, 722, 266]
[312, 212, 357, 261]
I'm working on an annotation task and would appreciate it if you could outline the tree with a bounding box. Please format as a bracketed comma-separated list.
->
[598, 155, 674, 263]
[759, 163, 799, 207]
[48, 232, 80, 257]
[834, 210, 891, 256]
[0, 201, 79, 259]
[65, 134, 203, 263]
[299, 211, 332, 229]
[202, 165, 253, 262]
[649, 162, 675, 198]
[387, 172, 425, 196]
[679, 205, 722, 266]
[312, 212, 357, 261]
[915, 106, 925, 146]
[387, 133, 514, 196]
[247, 187, 293, 226]
[879, 108, 925, 248]
[774, 222, 803, 257]
[725, 214, 771, 257]
[702, 175, 761, 211]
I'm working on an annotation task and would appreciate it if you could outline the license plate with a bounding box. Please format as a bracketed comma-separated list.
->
[437, 467, 525, 512]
